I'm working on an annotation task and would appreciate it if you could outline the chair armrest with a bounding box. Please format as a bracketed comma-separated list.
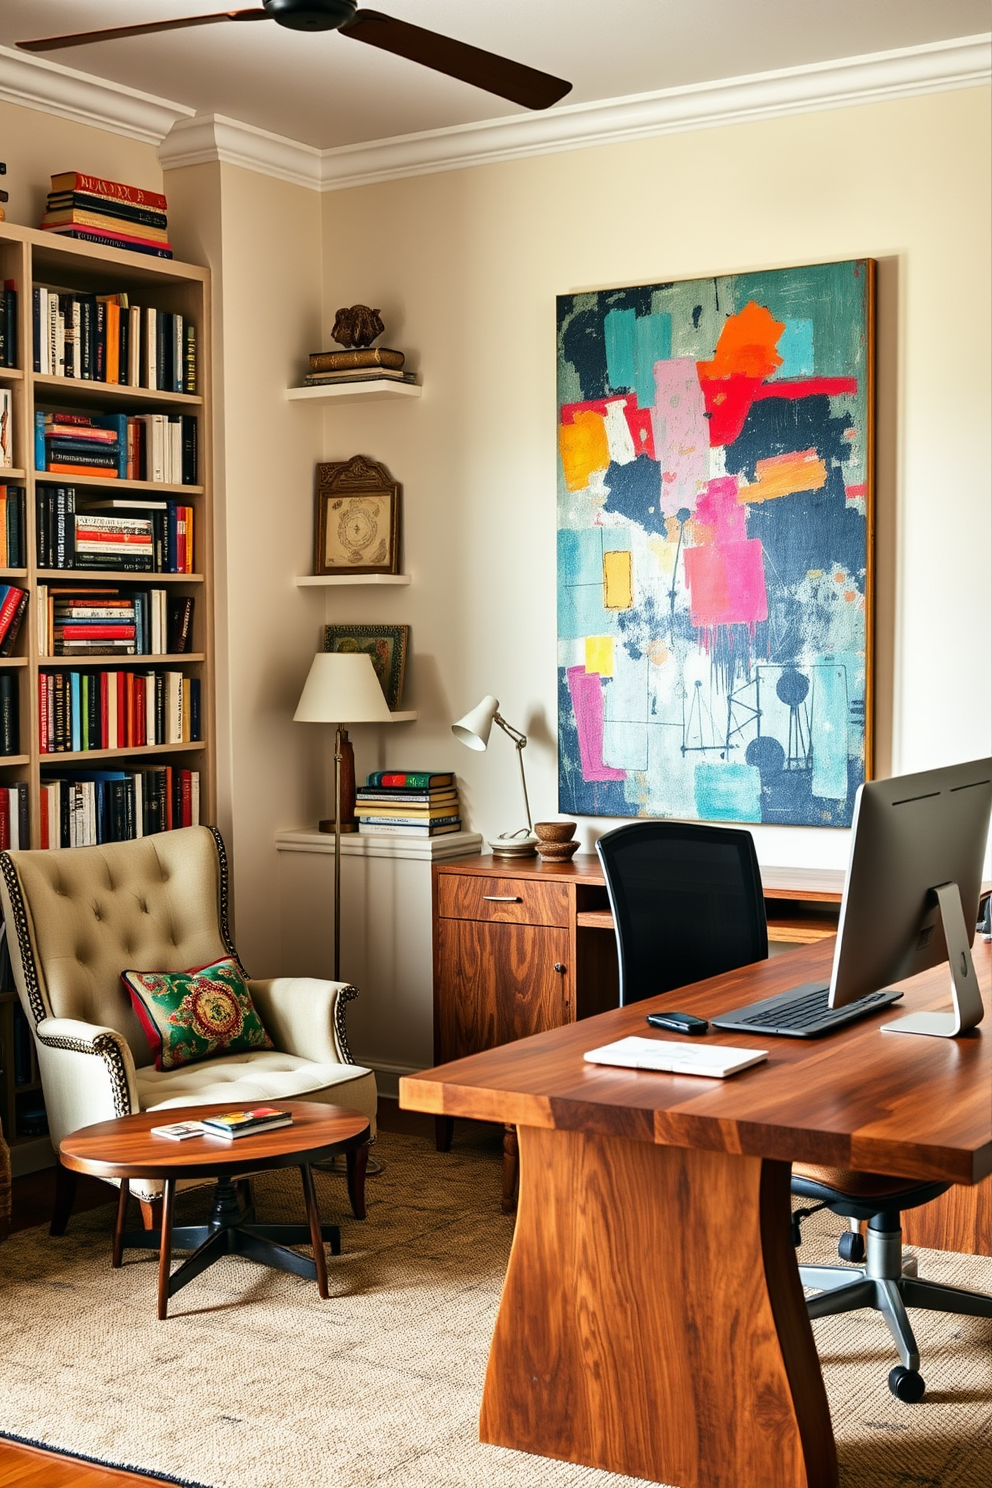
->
[34, 1018, 139, 1148]
[248, 978, 363, 1066]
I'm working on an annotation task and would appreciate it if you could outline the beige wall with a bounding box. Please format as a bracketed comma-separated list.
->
[316, 85, 992, 881]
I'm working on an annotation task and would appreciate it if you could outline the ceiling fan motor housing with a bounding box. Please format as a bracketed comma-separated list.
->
[263, 0, 358, 32]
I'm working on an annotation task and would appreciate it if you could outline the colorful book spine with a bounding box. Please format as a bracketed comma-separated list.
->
[49, 173, 169, 210]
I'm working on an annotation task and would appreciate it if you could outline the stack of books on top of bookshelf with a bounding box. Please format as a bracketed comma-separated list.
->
[40, 172, 173, 260]
[356, 772, 461, 837]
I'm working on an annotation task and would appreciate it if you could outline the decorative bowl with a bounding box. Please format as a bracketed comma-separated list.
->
[536, 839, 580, 862]
[533, 821, 577, 843]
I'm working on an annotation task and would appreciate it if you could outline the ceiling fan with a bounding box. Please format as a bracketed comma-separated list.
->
[16, 0, 572, 110]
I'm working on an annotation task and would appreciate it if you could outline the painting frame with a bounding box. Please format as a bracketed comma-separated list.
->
[315, 454, 401, 576]
[323, 623, 410, 711]
[556, 258, 875, 830]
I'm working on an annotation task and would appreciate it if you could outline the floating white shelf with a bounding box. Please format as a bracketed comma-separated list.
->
[286, 381, 421, 405]
[386, 711, 418, 723]
[296, 574, 411, 587]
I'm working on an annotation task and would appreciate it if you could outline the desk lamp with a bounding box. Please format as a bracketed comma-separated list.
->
[452, 695, 538, 857]
[294, 652, 391, 979]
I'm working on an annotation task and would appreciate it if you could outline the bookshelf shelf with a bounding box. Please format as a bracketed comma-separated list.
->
[37, 569, 203, 583]
[0, 657, 28, 668]
[1, 469, 26, 480]
[36, 472, 203, 495]
[0, 755, 29, 766]
[0, 368, 24, 381]
[38, 652, 205, 668]
[34, 374, 203, 409]
[286, 381, 422, 405]
[42, 740, 206, 765]
[296, 573, 411, 587]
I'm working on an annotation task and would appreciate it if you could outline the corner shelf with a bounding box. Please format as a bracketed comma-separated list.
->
[296, 574, 410, 587]
[286, 382, 421, 405]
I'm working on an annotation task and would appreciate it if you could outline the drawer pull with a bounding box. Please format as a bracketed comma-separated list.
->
[483, 895, 523, 902]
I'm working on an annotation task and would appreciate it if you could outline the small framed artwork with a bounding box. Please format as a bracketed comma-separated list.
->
[323, 623, 410, 711]
[315, 454, 401, 575]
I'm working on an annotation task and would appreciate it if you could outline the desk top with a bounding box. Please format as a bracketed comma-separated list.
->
[436, 853, 847, 903]
[401, 940, 992, 1187]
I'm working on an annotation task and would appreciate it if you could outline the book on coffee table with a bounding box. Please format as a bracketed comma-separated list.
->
[151, 1120, 206, 1140]
[199, 1107, 293, 1139]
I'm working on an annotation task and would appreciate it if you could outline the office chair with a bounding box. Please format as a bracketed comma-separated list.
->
[595, 820, 768, 1003]
[792, 1166, 992, 1401]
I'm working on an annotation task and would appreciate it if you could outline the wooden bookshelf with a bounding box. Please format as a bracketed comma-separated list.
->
[0, 224, 214, 1167]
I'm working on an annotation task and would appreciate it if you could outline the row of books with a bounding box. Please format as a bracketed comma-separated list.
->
[0, 782, 28, 849]
[0, 672, 18, 756]
[0, 584, 28, 657]
[11, 1003, 36, 1090]
[33, 294, 192, 389]
[39, 766, 200, 848]
[38, 670, 201, 753]
[37, 488, 195, 573]
[36, 411, 198, 485]
[0, 283, 17, 369]
[40, 170, 173, 262]
[355, 770, 461, 837]
[37, 586, 195, 657]
[0, 485, 26, 567]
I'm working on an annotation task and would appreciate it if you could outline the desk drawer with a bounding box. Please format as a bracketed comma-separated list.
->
[437, 874, 571, 928]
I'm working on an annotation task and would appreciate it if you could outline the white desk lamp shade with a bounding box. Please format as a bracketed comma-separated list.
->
[452, 695, 499, 750]
[294, 652, 392, 724]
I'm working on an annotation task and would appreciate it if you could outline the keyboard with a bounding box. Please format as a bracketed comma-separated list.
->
[711, 981, 903, 1038]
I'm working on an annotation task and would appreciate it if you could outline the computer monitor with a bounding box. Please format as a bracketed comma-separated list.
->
[829, 757, 992, 1038]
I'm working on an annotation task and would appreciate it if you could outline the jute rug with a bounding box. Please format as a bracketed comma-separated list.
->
[0, 1127, 989, 1488]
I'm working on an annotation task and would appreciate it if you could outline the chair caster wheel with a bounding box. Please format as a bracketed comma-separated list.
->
[889, 1366, 925, 1403]
[838, 1230, 865, 1263]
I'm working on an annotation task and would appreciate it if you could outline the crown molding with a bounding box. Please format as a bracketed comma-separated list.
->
[159, 113, 322, 188]
[314, 34, 991, 191]
[0, 43, 193, 144]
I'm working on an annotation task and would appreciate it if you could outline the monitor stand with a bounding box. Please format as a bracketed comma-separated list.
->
[882, 882, 985, 1038]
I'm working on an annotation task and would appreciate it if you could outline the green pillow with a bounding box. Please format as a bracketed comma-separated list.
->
[123, 957, 274, 1072]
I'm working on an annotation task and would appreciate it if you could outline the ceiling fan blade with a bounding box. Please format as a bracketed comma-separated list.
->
[16, 10, 271, 54]
[341, 10, 571, 110]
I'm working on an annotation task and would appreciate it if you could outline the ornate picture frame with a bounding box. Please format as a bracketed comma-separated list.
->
[315, 455, 401, 576]
[323, 623, 410, 711]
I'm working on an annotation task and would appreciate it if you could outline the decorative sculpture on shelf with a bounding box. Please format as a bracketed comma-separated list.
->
[331, 305, 385, 349]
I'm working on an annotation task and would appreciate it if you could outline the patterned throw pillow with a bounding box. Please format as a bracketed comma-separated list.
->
[123, 957, 274, 1071]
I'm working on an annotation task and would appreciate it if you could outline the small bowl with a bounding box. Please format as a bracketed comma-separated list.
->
[534, 821, 577, 843]
[536, 839, 580, 862]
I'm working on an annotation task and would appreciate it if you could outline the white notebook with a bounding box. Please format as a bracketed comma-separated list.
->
[583, 1035, 768, 1079]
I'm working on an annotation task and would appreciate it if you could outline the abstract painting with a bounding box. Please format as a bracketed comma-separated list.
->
[557, 260, 874, 828]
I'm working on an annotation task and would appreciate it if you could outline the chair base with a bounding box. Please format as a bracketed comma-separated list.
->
[801, 1220, 992, 1387]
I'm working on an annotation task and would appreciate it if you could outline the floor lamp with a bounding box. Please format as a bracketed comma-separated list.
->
[294, 652, 392, 981]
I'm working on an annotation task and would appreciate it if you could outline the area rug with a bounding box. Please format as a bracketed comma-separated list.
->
[0, 1127, 989, 1488]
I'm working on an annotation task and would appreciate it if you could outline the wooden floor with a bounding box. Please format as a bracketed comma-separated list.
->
[1, 1098, 436, 1486]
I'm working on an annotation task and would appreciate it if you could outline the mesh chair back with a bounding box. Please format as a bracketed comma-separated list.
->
[596, 821, 768, 1005]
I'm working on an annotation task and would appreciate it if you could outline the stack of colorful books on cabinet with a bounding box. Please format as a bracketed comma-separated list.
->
[356, 772, 461, 837]
[39, 172, 173, 261]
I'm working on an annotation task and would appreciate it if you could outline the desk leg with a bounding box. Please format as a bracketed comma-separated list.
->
[481, 1125, 836, 1488]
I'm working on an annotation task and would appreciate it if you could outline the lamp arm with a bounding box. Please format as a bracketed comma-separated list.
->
[494, 712, 533, 833]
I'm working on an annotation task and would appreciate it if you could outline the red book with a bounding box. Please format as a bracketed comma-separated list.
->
[39, 787, 49, 850]
[100, 671, 109, 750]
[38, 675, 49, 755]
[117, 671, 126, 749]
[50, 173, 168, 211]
[0, 586, 25, 645]
[58, 626, 136, 639]
[0, 792, 8, 851]
[180, 769, 192, 828]
[134, 676, 146, 746]
[164, 765, 173, 830]
[124, 672, 135, 748]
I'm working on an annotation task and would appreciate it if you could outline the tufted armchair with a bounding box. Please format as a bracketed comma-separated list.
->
[0, 826, 377, 1231]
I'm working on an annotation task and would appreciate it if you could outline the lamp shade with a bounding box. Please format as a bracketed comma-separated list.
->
[452, 695, 499, 751]
[293, 652, 392, 724]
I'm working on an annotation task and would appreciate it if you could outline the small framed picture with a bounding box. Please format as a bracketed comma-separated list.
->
[315, 455, 400, 575]
[323, 624, 410, 711]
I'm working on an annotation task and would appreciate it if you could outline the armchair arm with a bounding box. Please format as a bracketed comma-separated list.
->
[35, 1017, 139, 1149]
[248, 979, 364, 1067]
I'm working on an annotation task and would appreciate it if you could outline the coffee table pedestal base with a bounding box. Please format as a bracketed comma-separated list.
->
[118, 1170, 340, 1319]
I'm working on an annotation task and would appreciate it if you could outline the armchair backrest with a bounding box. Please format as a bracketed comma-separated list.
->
[0, 827, 239, 1065]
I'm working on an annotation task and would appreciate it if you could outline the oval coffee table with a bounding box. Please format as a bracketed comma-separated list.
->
[60, 1102, 371, 1319]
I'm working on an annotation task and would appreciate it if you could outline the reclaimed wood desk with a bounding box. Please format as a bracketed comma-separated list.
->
[433, 853, 844, 1206]
[401, 941, 992, 1488]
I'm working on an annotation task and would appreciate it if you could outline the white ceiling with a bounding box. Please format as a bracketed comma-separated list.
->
[1, 0, 988, 150]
